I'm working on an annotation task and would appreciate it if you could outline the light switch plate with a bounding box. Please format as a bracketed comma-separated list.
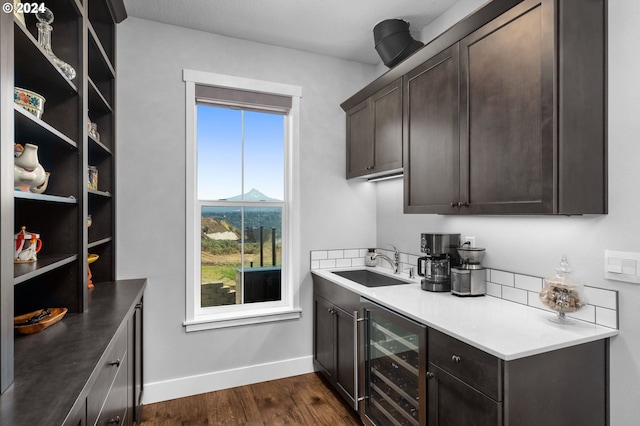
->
[604, 250, 640, 284]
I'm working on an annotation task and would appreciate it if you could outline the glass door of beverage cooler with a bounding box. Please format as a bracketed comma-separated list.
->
[360, 299, 427, 426]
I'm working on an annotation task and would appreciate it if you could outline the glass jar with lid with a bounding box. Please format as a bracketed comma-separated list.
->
[539, 255, 587, 323]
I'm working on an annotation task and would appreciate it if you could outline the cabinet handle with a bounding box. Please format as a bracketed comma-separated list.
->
[135, 303, 143, 310]
[457, 201, 469, 207]
[327, 307, 334, 314]
[109, 359, 121, 367]
[427, 371, 434, 379]
[451, 202, 457, 207]
[107, 416, 121, 424]
[353, 311, 359, 412]
[451, 355, 461, 363]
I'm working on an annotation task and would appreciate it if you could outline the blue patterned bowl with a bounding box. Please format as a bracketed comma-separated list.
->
[14, 87, 45, 119]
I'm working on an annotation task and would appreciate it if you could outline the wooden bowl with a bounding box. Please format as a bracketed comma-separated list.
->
[14, 307, 67, 335]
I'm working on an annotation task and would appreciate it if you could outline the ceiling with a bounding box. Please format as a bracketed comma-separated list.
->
[123, 0, 460, 65]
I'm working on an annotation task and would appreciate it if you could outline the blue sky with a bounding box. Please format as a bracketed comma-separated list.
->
[197, 105, 284, 201]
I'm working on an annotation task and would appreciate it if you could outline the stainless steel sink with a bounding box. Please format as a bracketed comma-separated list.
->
[331, 269, 412, 287]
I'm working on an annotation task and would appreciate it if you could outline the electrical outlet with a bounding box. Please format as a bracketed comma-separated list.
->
[464, 236, 476, 247]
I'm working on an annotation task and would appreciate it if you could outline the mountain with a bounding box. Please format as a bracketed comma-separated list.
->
[226, 188, 280, 202]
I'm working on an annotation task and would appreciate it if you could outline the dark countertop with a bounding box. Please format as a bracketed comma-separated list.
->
[0, 279, 146, 426]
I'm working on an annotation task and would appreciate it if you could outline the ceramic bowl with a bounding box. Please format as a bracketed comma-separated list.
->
[14, 87, 45, 119]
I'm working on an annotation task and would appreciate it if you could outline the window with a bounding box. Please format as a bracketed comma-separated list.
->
[183, 70, 302, 331]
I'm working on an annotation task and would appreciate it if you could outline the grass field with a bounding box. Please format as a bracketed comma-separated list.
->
[201, 241, 281, 289]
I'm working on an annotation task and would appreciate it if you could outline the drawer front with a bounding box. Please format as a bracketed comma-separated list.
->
[87, 329, 127, 425]
[97, 351, 129, 426]
[428, 328, 502, 401]
[313, 274, 360, 313]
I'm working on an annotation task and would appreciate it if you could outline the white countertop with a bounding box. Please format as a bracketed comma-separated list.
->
[312, 267, 618, 361]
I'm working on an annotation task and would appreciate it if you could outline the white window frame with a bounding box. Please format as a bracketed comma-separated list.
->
[183, 69, 302, 331]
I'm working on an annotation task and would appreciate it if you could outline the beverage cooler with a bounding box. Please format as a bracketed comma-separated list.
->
[360, 299, 427, 426]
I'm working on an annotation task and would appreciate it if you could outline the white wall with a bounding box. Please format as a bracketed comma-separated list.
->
[116, 17, 378, 402]
[375, 1, 640, 424]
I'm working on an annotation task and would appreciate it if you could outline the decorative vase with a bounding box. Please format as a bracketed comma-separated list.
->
[14, 143, 50, 193]
[13, 0, 25, 26]
[36, 7, 76, 80]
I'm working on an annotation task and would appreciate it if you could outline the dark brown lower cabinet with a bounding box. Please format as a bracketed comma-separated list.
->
[427, 328, 608, 426]
[427, 364, 502, 426]
[311, 276, 609, 425]
[313, 275, 360, 410]
[0, 280, 145, 426]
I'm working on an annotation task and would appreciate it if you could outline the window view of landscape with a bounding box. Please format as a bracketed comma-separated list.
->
[197, 104, 285, 308]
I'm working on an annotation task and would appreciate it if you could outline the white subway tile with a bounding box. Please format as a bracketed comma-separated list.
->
[527, 291, 547, 310]
[584, 287, 617, 309]
[486, 282, 502, 298]
[502, 286, 527, 305]
[515, 274, 543, 292]
[567, 305, 595, 323]
[596, 307, 618, 329]
[336, 258, 352, 268]
[319, 259, 336, 269]
[360, 248, 370, 257]
[344, 249, 360, 258]
[328, 250, 344, 259]
[311, 260, 320, 270]
[491, 270, 515, 287]
[352, 257, 365, 267]
[311, 251, 327, 260]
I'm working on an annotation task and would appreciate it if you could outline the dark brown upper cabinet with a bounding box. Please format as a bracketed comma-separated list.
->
[408, 0, 606, 215]
[345, 79, 402, 179]
[404, 45, 460, 214]
[344, 0, 606, 215]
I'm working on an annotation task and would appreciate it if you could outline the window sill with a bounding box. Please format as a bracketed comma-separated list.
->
[184, 306, 302, 332]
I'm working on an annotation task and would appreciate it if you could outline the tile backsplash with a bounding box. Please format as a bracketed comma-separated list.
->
[310, 248, 619, 330]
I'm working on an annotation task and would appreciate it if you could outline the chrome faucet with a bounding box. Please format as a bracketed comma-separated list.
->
[372, 244, 400, 274]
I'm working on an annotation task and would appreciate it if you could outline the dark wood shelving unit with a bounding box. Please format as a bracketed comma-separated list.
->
[1, 0, 123, 397]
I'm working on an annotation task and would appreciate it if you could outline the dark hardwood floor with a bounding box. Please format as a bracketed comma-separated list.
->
[139, 372, 362, 425]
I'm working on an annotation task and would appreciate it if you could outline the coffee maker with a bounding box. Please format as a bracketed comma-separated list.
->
[417, 233, 461, 292]
[451, 244, 487, 296]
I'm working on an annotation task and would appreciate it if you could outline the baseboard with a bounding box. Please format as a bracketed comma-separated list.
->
[142, 355, 315, 404]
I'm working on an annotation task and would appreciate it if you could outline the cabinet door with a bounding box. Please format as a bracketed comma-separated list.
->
[404, 45, 460, 214]
[313, 295, 335, 378]
[372, 79, 402, 174]
[346, 98, 374, 178]
[334, 306, 356, 405]
[459, 0, 554, 214]
[427, 363, 502, 426]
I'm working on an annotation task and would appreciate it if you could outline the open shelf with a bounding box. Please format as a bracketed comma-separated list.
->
[3, 0, 122, 394]
[14, 192, 78, 204]
[14, 254, 78, 284]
